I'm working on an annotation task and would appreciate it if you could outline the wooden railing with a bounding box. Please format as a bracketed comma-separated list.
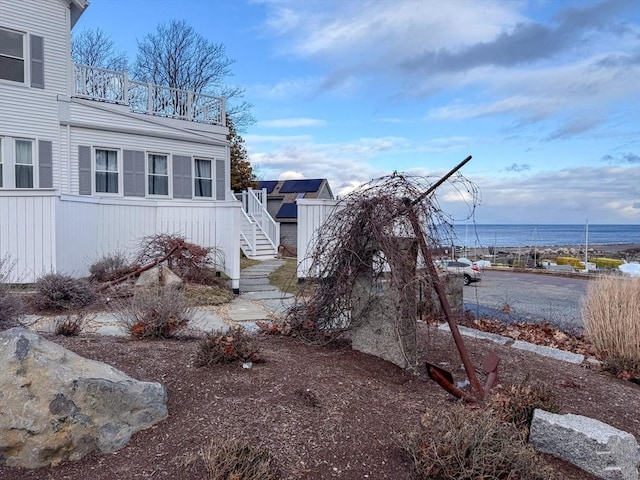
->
[73, 64, 226, 126]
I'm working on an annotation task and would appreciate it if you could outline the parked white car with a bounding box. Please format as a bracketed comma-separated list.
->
[435, 260, 482, 285]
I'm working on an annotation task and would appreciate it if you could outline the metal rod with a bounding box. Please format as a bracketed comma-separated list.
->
[411, 155, 472, 206]
[404, 202, 484, 399]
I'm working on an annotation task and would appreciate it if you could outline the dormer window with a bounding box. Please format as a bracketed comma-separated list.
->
[0, 27, 25, 83]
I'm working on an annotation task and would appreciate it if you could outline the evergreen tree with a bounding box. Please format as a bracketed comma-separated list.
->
[228, 117, 257, 192]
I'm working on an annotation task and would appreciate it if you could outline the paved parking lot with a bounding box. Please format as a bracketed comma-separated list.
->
[463, 270, 590, 333]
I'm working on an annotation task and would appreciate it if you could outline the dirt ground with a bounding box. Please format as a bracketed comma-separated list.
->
[2, 325, 638, 480]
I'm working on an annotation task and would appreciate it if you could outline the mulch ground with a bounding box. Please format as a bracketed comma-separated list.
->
[2, 325, 638, 480]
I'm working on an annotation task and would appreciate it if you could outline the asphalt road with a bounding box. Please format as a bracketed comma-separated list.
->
[463, 270, 590, 333]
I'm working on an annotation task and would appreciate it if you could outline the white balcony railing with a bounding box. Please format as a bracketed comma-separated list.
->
[73, 64, 226, 126]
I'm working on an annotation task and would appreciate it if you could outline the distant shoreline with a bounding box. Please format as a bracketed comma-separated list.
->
[458, 243, 640, 258]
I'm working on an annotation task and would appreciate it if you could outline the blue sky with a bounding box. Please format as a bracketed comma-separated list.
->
[75, 0, 640, 224]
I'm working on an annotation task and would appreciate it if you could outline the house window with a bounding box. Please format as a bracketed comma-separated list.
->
[95, 148, 118, 193]
[15, 139, 34, 188]
[148, 153, 169, 196]
[0, 28, 25, 83]
[0, 138, 3, 187]
[194, 158, 212, 197]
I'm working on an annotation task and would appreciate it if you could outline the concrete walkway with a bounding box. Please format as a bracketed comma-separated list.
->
[23, 259, 295, 337]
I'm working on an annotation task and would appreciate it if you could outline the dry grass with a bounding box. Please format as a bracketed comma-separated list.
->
[0, 255, 23, 330]
[54, 314, 87, 336]
[268, 259, 301, 294]
[489, 378, 560, 431]
[582, 276, 640, 374]
[201, 438, 277, 480]
[404, 406, 556, 480]
[185, 283, 235, 306]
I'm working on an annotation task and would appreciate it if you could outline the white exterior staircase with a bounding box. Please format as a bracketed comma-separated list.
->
[235, 188, 280, 259]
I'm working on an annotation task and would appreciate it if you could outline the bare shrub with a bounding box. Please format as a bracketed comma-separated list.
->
[89, 251, 132, 283]
[114, 286, 192, 338]
[489, 378, 560, 431]
[54, 314, 87, 336]
[202, 438, 277, 480]
[404, 406, 556, 480]
[34, 273, 96, 311]
[195, 326, 262, 367]
[583, 276, 640, 376]
[136, 233, 223, 284]
[0, 255, 23, 330]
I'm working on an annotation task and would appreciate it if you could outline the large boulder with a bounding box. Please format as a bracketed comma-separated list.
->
[0, 328, 168, 468]
[530, 409, 640, 480]
[135, 265, 183, 289]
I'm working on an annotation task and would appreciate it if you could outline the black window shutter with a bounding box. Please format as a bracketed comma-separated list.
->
[30, 35, 44, 89]
[38, 140, 53, 188]
[78, 146, 92, 195]
[123, 149, 145, 197]
[215, 159, 225, 201]
[173, 155, 192, 199]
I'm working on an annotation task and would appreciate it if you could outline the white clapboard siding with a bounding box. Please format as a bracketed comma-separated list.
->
[0, 190, 58, 282]
[296, 199, 342, 278]
[0, 0, 73, 192]
[67, 125, 229, 197]
[0, 193, 241, 288]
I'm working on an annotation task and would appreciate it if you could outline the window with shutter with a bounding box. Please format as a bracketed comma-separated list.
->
[148, 153, 169, 196]
[95, 148, 119, 194]
[0, 27, 25, 83]
[15, 139, 34, 188]
[194, 158, 212, 198]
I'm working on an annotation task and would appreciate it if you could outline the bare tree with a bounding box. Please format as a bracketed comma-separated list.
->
[71, 28, 128, 71]
[133, 20, 254, 129]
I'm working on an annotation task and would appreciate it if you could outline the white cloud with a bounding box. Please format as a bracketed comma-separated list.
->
[278, 170, 305, 180]
[244, 134, 312, 144]
[250, 76, 320, 99]
[258, 117, 326, 128]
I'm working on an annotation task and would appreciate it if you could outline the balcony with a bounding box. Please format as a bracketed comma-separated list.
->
[72, 64, 226, 126]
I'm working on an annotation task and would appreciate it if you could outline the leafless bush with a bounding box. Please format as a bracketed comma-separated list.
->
[54, 313, 87, 336]
[404, 406, 556, 480]
[136, 233, 223, 284]
[201, 438, 277, 480]
[489, 378, 560, 431]
[0, 255, 23, 330]
[34, 273, 96, 311]
[114, 286, 192, 338]
[89, 251, 132, 283]
[195, 326, 262, 367]
[583, 276, 640, 376]
[287, 172, 478, 343]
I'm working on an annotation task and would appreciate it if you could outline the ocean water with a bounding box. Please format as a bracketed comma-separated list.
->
[452, 224, 640, 248]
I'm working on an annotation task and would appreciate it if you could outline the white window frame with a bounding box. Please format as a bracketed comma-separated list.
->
[0, 27, 27, 85]
[193, 157, 213, 198]
[14, 138, 36, 188]
[94, 147, 121, 195]
[146, 152, 171, 197]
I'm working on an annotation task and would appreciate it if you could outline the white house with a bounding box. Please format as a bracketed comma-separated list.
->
[0, 0, 247, 290]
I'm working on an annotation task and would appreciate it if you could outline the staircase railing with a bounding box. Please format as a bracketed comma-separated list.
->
[234, 188, 280, 255]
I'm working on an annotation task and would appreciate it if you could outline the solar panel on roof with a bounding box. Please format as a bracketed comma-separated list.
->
[279, 179, 323, 193]
[257, 181, 278, 194]
[276, 202, 298, 218]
